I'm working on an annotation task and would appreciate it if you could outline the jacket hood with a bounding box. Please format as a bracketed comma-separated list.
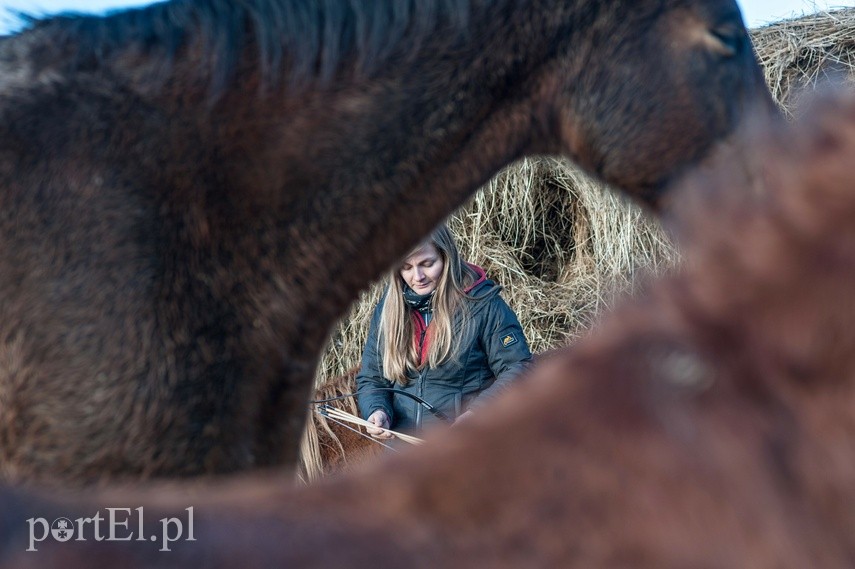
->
[463, 263, 501, 303]
[464, 263, 488, 293]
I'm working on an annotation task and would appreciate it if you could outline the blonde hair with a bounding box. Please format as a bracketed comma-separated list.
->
[380, 224, 477, 384]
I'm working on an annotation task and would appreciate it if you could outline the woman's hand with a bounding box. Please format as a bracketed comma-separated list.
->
[366, 410, 393, 439]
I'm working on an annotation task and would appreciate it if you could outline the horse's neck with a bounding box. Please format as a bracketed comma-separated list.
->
[144, 1, 571, 352]
[16, 0, 573, 356]
[200, 0, 569, 204]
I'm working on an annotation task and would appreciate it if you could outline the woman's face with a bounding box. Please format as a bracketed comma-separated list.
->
[400, 242, 444, 295]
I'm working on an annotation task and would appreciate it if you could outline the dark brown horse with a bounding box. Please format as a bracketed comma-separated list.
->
[0, 0, 771, 485]
[3, 92, 855, 568]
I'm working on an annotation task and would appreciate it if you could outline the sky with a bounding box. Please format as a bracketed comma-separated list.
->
[0, 0, 854, 34]
[739, 0, 855, 26]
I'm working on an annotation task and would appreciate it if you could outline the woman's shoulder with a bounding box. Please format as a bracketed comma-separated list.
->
[465, 279, 504, 315]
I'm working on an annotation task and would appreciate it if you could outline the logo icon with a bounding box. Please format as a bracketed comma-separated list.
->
[501, 333, 517, 347]
[51, 518, 74, 542]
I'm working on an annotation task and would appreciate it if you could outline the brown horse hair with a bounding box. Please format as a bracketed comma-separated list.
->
[6, 93, 855, 567]
[0, 0, 773, 484]
[23, 0, 475, 93]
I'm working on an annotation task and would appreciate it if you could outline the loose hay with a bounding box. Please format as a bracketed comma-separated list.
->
[751, 8, 855, 115]
[314, 157, 676, 385]
[300, 158, 675, 480]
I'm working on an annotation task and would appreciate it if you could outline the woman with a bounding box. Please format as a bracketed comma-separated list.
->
[356, 224, 532, 439]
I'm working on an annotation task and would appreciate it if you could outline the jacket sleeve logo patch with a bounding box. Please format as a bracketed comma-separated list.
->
[501, 333, 518, 348]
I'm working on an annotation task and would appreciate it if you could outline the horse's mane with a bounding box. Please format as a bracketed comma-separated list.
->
[23, 0, 477, 92]
[299, 368, 361, 483]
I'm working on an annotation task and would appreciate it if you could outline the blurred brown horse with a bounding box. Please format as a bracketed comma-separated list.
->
[5, 93, 855, 568]
[0, 0, 772, 484]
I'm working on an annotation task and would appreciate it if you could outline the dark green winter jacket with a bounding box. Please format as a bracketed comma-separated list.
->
[356, 267, 532, 432]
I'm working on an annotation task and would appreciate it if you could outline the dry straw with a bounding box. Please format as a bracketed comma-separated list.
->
[315, 157, 677, 386]
[319, 406, 424, 445]
[751, 7, 855, 115]
[300, 8, 855, 480]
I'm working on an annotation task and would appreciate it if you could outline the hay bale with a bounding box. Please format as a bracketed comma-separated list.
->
[314, 157, 675, 383]
[750, 8, 855, 115]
